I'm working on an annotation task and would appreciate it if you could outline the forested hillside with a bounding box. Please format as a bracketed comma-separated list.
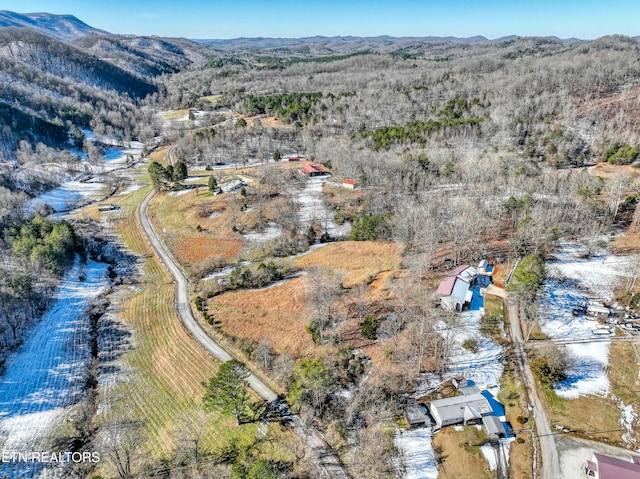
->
[0, 28, 160, 160]
[164, 35, 640, 267]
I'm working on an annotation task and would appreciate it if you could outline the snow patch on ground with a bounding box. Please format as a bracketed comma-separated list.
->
[432, 310, 504, 392]
[28, 181, 107, 212]
[481, 444, 498, 471]
[167, 189, 191, 197]
[556, 343, 610, 399]
[295, 177, 351, 238]
[0, 260, 108, 455]
[539, 241, 634, 398]
[548, 243, 633, 303]
[119, 183, 145, 196]
[618, 398, 639, 447]
[394, 428, 438, 479]
[243, 222, 282, 243]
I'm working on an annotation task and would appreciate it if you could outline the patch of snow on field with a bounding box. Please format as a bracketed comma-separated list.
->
[296, 178, 351, 238]
[548, 242, 633, 302]
[555, 343, 610, 399]
[619, 398, 639, 447]
[394, 428, 438, 479]
[538, 241, 634, 398]
[438, 310, 504, 391]
[243, 222, 282, 243]
[167, 189, 192, 196]
[185, 176, 208, 183]
[481, 444, 498, 470]
[28, 181, 107, 212]
[0, 260, 108, 458]
[119, 183, 145, 195]
[539, 279, 595, 341]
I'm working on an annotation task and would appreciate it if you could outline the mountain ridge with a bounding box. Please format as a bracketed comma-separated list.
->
[0, 10, 108, 41]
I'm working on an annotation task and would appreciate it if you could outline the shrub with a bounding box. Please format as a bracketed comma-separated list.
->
[361, 315, 379, 340]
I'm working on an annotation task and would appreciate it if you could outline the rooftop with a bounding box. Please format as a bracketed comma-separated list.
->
[587, 453, 640, 479]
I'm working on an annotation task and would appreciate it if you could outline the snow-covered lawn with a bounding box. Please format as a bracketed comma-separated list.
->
[555, 343, 610, 399]
[415, 310, 504, 397]
[296, 177, 351, 238]
[0, 260, 108, 455]
[28, 180, 107, 212]
[443, 310, 504, 391]
[395, 428, 438, 479]
[539, 241, 635, 399]
[243, 222, 283, 244]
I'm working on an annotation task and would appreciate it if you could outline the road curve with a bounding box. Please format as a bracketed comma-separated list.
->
[137, 189, 348, 478]
[507, 300, 561, 479]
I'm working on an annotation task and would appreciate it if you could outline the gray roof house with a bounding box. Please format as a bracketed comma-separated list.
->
[429, 393, 493, 430]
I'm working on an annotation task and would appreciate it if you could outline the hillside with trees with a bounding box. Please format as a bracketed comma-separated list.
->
[3, 16, 640, 477]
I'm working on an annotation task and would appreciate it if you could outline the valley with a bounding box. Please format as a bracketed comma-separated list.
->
[1, 9, 640, 479]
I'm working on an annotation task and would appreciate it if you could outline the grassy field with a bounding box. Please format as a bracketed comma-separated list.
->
[93, 186, 294, 475]
[147, 185, 244, 267]
[432, 427, 494, 479]
[537, 341, 640, 445]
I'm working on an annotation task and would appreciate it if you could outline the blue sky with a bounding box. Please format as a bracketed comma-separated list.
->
[3, 0, 639, 39]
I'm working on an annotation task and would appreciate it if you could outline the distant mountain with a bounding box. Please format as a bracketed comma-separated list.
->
[0, 27, 157, 159]
[72, 34, 210, 77]
[0, 10, 108, 41]
[196, 34, 581, 54]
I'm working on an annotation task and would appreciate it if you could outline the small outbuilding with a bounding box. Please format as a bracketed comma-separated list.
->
[342, 179, 357, 189]
[98, 203, 117, 212]
[301, 164, 331, 177]
[404, 404, 432, 429]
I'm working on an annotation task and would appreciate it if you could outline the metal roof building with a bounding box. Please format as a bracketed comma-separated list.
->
[429, 393, 493, 430]
[585, 453, 640, 479]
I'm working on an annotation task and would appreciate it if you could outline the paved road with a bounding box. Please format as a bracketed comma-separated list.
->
[507, 300, 561, 479]
[137, 189, 348, 478]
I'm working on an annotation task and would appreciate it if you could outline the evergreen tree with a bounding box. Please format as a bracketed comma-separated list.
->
[202, 360, 250, 424]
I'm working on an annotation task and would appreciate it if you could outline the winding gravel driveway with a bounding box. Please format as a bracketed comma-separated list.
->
[137, 189, 348, 478]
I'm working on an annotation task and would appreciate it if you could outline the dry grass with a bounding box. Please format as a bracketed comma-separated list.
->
[158, 109, 190, 121]
[612, 230, 640, 255]
[541, 342, 640, 445]
[588, 162, 640, 179]
[497, 363, 535, 479]
[208, 276, 321, 358]
[94, 186, 266, 472]
[149, 187, 244, 265]
[206, 242, 402, 359]
[431, 427, 494, 479]
[293, 241, 403, 288]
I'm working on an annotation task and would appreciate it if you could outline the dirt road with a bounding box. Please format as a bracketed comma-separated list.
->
[507, 300, 561, 479]
[137, 189, 348, 478]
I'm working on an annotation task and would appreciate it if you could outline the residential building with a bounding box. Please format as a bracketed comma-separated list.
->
[585, 452, 640, 478]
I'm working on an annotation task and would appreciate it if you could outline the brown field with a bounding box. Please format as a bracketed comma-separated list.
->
[612, 230, 640, 255]
[208, 275, 321, 357]
[174, 236, 242, 263]
[293, 241, 404, 287]
[149, 187, 244, 265]
[207, 241, 403, 359]
[432, 427, 494, 479]
[588, 162, 640, 179]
